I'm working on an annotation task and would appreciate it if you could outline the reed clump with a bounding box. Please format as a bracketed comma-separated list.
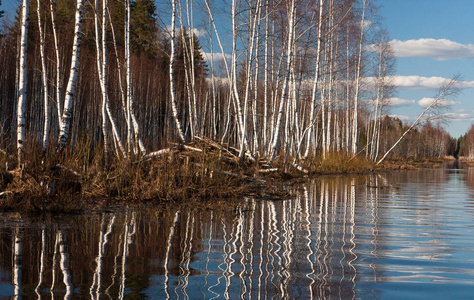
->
[297, 152, 375, 175]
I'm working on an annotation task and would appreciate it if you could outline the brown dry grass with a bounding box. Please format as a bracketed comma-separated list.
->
[1, 139, 408, 213]
[0, 139, 267, 213]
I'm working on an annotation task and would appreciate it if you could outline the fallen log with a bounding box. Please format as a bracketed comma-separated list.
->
[292, 163, 309, 174]
[257, 168, 279, 173]
[194, 163, 265, 183]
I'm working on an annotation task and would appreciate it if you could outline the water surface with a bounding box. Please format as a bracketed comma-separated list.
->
[1, 167, 474, 299]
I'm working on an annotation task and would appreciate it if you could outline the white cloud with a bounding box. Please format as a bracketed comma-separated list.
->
[417, 97, 459, 108]
[388, 75, 474, 90]
[165, 26, 207, 38]
[442, 112, 474, 122]
[191, 28, 207, 38]
[205, 77, 230, 86]
[386, 97, 416, 107]
[367, 97, 414, 107]
[201, 51, 231, 62]
[361, 19, 372, 29]
[388, 38, 474, 60]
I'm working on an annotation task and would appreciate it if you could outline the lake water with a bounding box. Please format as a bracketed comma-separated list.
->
[1, 166, 474, 299]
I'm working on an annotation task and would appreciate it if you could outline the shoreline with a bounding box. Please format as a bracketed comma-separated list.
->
[0, 141, 461, 213]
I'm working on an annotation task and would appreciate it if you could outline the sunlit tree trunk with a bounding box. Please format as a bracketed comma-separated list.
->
[304, 0, 324, 159]
[48, 0, 62, 137]
[95, 0, 108, 156]
[263, 4, 269, 152]
[351, 0, 368, 154]
[231, 0, 253, 161]
[17, 0, 29, 165]
[58, 0, 84, 150]
[37, 0, 50, 153]
[269, 0, 296, 162]
[170, 0, 186, 143]
[238, 0, 261, 159]
[186, 0, 199, 137]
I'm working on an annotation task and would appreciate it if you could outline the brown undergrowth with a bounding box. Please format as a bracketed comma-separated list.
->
[0, 138, 416, 213]
[0, 139, 285, 213]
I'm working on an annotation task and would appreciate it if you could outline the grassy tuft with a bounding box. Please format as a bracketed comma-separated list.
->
[305, 152, 375, 174]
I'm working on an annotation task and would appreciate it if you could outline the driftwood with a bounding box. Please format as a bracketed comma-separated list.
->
[141, 148, 175, 162]
[182, 144, 203, 153]
[195, 136, 238, 159]
[56, 164, 82, 177]
[257, 168, 279, 173]
[0, 190, 13, 198]
[227, 145, 256, 162]
[291, 163, 309, 174]
[194, 163, 266, 183]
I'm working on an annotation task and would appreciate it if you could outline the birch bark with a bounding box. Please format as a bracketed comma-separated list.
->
[303, 0, 324, 158]
[269, 0, 296, 162]
[58, 0, 84, 150]
[17, 0, 29, 164]
[37, 0, 50, 153]
[170, 0, 186, 143]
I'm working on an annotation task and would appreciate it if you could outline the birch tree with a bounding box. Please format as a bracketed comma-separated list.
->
[169, 0, 186, 143]
[268, 0, 296, 162]
[37, 0, 50, 153]
[303, 0, 324, 159]
[17, 0, 29, 165]
[50, 0, 63, 134]
[351, 0, 368, 154]
[58, 0, 84, 150]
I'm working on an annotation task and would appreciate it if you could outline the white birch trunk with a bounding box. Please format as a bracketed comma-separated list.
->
[125, 0, 133, 148]
[351, 0, 367, 154]
[38, 0, 50, 153]
[186, 0, 199, 136]
[238, 0, 261, 159]
[95, 0, 109, 156]
[170, 0, 186, 143]
[50, 0, 63, 133]
[231, 0, 247, 159]
[252, 2, 262, 154]
[304, 0, 324, 158]
[58, 0, 84, 150]
[269, 0, 296, 162]
[263, 5, 269, 152]
[17, 0, 29, 164]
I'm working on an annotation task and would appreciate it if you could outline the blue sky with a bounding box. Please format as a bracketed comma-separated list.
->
[379, 0, 474, 137]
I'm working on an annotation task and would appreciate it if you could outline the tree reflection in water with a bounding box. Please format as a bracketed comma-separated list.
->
[4, 170, 472, 299]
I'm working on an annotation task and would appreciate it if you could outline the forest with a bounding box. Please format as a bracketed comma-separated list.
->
[0, 0, 464, 205]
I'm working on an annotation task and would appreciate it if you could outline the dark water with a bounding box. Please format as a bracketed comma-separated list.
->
[1, 167, 474, 299]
